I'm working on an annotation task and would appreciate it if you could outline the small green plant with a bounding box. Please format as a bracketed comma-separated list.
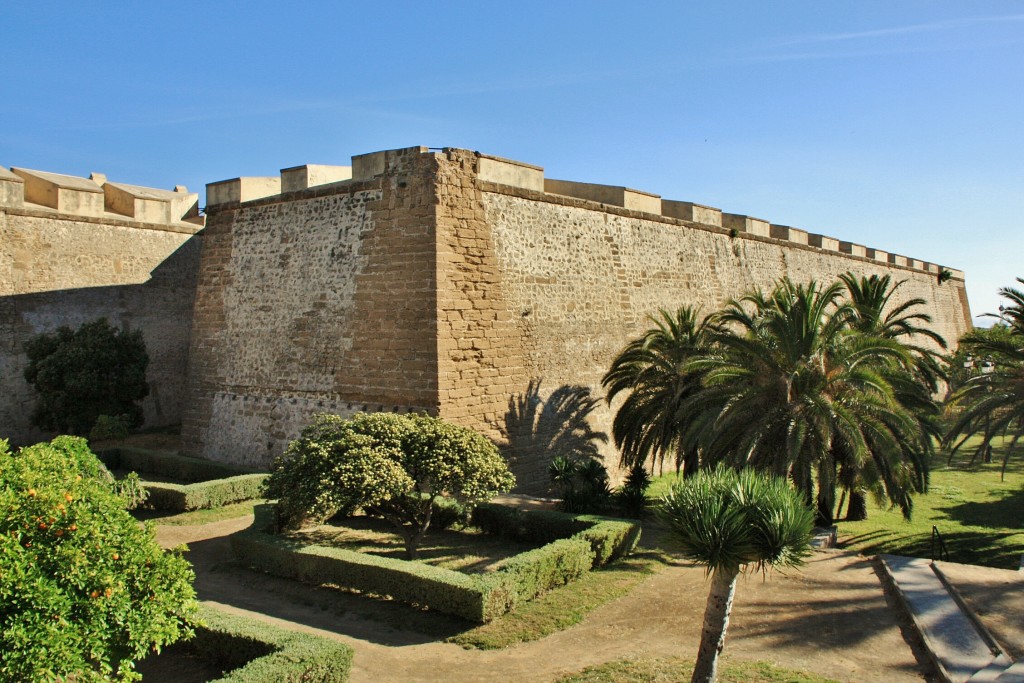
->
[615, 464, 652, 518]
[938, 268, 953, 284]
[549, 455, 612, 513]
[0, 436, 196, 682]
[264, 412, 515, 558]
[23, 319, 149, 436]
[89, 413, 131, 442]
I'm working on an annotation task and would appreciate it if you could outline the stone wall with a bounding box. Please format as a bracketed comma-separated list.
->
[180, 149, 442, 467]
[0, 168, 202, 444]
[183, 146, 972, 493]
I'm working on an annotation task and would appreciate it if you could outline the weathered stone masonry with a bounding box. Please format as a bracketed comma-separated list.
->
[180, 146, 972, 491]
[0, 147, 974, 491]
[0, 166, 203, 445]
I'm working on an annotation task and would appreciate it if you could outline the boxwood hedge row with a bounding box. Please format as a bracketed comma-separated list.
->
[185, 604, 352, 682]
[231, 503, 640, 622]
[95, 447, 267, 512]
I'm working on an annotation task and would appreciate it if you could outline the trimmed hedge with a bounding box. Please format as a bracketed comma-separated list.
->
[95, 447, 267, 512]
[181, 604, 352, 682]
[472, 503, 642, 566]
[231, 503, 640, 623]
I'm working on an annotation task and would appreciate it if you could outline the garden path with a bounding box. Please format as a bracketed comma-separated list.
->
[158, 517, 934, 683]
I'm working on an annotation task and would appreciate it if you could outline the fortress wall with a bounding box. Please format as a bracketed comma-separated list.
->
[181, 148, 441, 468]
[0, 170, 202, 444]
[471, 185, 971, 484]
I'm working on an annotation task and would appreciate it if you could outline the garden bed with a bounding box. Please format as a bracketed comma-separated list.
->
[95, 446, 268, 513]
[232, 503, 641, 623]
[135, 604, 353, 682]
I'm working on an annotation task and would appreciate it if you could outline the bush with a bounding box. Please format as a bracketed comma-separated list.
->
[233, 503, 640, 623]
[23, 319, 149, 436]
[549, 455, 612, 513]
[0, 436, 196, 682]
[265, 413, 515, 558]
[181, 604, 353, 682]
[614, 465, 652, 518]
[89, 413, 131, 442]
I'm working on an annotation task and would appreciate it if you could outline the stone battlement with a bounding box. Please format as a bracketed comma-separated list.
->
[0, 166, 204, 230]
[204, 146, 962, 281]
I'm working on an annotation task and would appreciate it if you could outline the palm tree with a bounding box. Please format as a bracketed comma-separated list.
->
[945, 279, 1024, 477]
[602, 307, 718, 476]
[684, 278, 921, 525]
[659, 466, 813, 683]
[838, 272, 945, 520]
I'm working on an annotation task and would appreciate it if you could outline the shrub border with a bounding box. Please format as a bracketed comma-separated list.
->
[175, 604, 353, 682]
[231, 503, 640, 623]
[96, 447, 267, 512]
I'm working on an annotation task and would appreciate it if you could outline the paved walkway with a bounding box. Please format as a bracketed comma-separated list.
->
[880, 555, 1022, 683]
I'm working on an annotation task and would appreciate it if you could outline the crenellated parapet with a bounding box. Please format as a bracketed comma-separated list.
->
[0, 165, 203, 230]
[202, 145, 963, 281]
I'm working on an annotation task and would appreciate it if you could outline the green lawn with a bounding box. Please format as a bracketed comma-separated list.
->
[645, 437, 1024, 569]
[556, 656, 840, 683]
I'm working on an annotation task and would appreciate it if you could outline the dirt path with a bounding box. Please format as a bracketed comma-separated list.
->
[156, 517, 934, 682]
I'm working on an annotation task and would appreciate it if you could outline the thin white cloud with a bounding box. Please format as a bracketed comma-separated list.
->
[774, 13, 1024, 47]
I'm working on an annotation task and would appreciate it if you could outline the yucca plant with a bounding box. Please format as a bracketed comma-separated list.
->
[659, 467, 813, 683]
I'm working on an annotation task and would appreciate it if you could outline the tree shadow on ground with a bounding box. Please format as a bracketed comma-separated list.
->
[936, 487, 1024, 530]
[500, 379, 608, 489]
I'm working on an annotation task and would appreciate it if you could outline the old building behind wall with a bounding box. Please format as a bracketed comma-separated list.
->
[181, 146, 972, 492]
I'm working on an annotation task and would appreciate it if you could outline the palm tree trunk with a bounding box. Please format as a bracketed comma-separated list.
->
[846, 490, 868, 521]
[691, 567, 740, 683]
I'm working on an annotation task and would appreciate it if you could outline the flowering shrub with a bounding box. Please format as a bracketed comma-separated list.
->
[265, 412, 515, 557]
[0, 436, 196, 682]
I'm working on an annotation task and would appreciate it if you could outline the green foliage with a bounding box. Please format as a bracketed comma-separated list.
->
[946, 278, 1024, 475]
[0, 437, 196, 682]
[549, 455, 612, 513]
[143, 474, 268, 512]
[265, 413, 515, 557]
[234, 503, 639, 623]
[182, 604, 353, 682]
[23, 319, 149, 436]
[615, 464, 652, 518]
[89, 413, 131, 442]
[659, 467, 814, 576]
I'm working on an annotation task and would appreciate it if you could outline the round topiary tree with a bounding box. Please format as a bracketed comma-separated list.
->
[265, 412, 516, 558]
[0, 436, 196, 682]
[23, 318, 149, 436]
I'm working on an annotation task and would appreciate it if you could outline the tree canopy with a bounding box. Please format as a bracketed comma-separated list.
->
[265, 412, 515, 558]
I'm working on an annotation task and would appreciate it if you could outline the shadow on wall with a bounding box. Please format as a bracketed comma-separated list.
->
[499, 379, 608, 493]
[0, 240, 201, 446]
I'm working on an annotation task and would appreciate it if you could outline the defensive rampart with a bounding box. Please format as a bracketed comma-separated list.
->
[183, 147, 971, 490]
[0, 166, 203, 444]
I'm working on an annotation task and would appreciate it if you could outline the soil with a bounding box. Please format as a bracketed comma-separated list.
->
[134, 642, 229, 683]
[156, 517, 941, 683]
[289, 516, 541, 573]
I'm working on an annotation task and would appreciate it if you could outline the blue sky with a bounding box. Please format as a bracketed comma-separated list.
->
[3, 2, 1021, 327]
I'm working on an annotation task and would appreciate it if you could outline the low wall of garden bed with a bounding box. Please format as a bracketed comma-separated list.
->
[151, 604, 353, 681]
[231, 503, 641, 623]
[96, 447, 267, 512]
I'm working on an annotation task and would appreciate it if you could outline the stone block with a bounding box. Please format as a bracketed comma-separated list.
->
[839, 241, 867, 257]
[770, 224, 809, 245]
[477, 154, 544, 192]
[545, 179, 661, 214]
[206, 177, 281, 207]
[888, 254, 909, 267]
[808, 233, 840, 251]
[867, 248, 889, 263]
[11, 167, 104, 216]
[280, 164, 352, 193]
[102, 180, 200, 223]
[352, 146, 429, 180]
[722, 213, 770, 237]
[662, 200, 722, 226]
[0, 166, 24, 207]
